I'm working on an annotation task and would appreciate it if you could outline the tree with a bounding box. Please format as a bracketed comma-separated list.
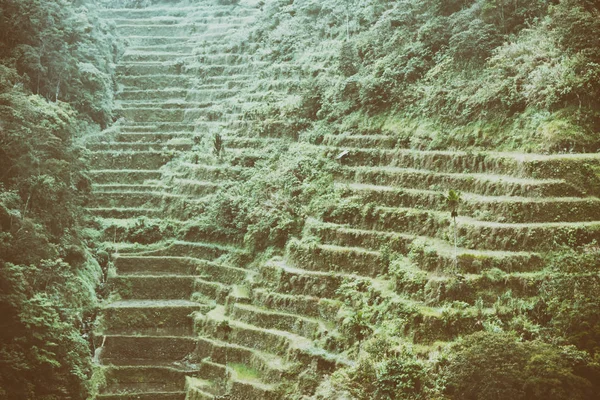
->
[339, 40, 358, 77]
[441, 331, 599, 400]
[443, 189, 462, 266]
[213, 132, 224, 159]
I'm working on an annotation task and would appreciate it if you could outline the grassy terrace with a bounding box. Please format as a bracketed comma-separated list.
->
[86, 0, 600, 399]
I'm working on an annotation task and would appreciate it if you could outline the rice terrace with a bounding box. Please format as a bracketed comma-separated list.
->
[1, 0, 600, 399]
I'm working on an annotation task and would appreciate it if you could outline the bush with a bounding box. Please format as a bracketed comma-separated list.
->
[341, 343, 432, 400]
[0, 1, 118, 398]
[1, 0, 119, 126]
[248, 0, 600, 151]
[539, 250, 600, 355]
[441, 331, 600, 400]
[187, 143, 338, 253]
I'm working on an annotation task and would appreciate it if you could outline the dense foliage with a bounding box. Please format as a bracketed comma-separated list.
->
[441, 332, 599, 400]
[180, 142, 339, 254]
[0, 0, 118, 127]
[222, 0, 600, 398]
[0, 1, 118, 398]
[250, 0, 600, 152]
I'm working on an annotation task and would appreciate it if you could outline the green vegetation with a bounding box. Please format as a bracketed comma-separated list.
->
[3, 0, 600, 398]
[443, 189, 461, 265]
[441, 332, 599, 400]
[0, 0, 119, 398]
[180, 142, 339, 253]
[248, 0, 600, 152]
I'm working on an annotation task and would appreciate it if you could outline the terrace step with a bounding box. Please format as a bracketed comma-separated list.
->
[184, 377, 220, 400]
[117, 107, 205, 123]
[108, 275, 196, 300]
[89, 191, 165, 208]
[418, 270, 546, 305]
[102, 299, 208, 335]
[200, 74, 253, 85]
[324, 203, 600, 251]
[100, 335, 197, 364]
[114, 256, 197, 275]
[89, 170, 163, 184]
[322, 134, 400, 149]
[129, 240, 248, 261]
[116, 24, 210, 37]
[97, 392, 185, 400]
[112, 132, 194, 143]
[103, 364, 198, 394]
[93, 183, 169, 193]
[87, 142, 192, 152]
[88, 207, 162, 219]
[192, 336, 291, 384]
[118, 107, 242, 123]
[326, 144, 598, 176]
[187, 53, 255, 65]
[117, 88, 188, 101]
[339, 166, 582, 198]
[304, 219, 543, 274]
[195, 260, 250, 285]
[109, 14, 255, 25]
[286, 240, 386, 277]
[194, 279, 231, 304]
[185, 88, 251, 101]
[338, 182, 600, 223]
[117, 122, 195, 132]
[230, 303, 326, 339]
[259, 259, 349, 299]
[90, 151, 175, 170]
[184, 63, 271, 77]
[116, 62, 188, 76]
[200, 306, 352, 372]
[224, 137, 283, 149]
[101, 6, 257, 19]
[123, 36, 194, 47]
[121, 51, 195, 62]
[118, 101, 212, 110]
[119, 74, 192, 89]
[230, 369, 281, 400]
[250, 288, 342, 322]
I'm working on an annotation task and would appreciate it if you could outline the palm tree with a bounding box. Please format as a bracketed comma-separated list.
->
[444, 189, 462, 267]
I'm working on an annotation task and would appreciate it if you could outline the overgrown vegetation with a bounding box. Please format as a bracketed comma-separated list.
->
[248, 0, 600, 152]
[3, 0, 598, 398]
[195, 0, 600, 398]
[0, 1, 118, 398]
[179, 141, 340, 254]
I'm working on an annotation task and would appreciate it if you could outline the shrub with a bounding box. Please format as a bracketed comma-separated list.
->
[441, 331, 600, 400]
[339, 40, 359, 77]
[539, 250, 600, 355]
[347, 344, 432, 400]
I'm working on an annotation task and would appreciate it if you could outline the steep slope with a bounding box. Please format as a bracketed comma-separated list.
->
[87, 0, 600, 399]
[289, 137, 600, 344]
[88, 1, 335, 399]
[89, 1, 268, 399]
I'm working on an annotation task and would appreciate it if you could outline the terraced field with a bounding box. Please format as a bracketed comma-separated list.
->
[87, 0, 600, 399]
[89, 1, 334, 399]
[293, 137, 600, 343]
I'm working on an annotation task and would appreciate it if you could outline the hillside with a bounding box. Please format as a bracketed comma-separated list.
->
[0, 0, 120, 398]
[87, 0, 600, 399]
[2, 0, 600, 399]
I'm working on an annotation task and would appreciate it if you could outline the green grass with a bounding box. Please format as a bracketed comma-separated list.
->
[228, 362, 261, 381]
